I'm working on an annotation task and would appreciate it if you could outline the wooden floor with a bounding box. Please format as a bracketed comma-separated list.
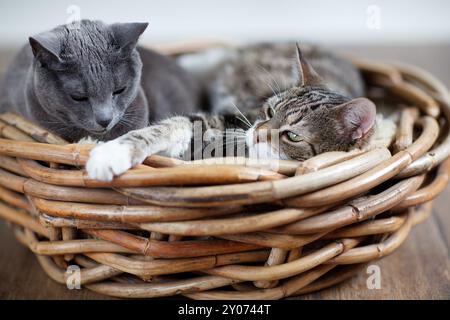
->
[0, 45, 449, 299]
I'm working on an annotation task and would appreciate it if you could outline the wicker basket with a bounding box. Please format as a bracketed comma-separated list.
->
[1, 44, 450, 299]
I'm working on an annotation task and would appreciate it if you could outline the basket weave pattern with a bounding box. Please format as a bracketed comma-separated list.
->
[0, 52, 450, 299]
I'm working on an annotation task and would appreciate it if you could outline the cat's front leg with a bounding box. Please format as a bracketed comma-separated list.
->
[86, 116, 193, 181]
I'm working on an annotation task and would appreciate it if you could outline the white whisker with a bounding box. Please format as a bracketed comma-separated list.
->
[230, 102, 252, 128]
[258, 64, 282, 94]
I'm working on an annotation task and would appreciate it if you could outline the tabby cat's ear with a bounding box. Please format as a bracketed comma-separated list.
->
[295, 43, 323, 87]
[111, 22, 149, 57]
[337, 97, 376, 140]
[29, 32, 62, 66]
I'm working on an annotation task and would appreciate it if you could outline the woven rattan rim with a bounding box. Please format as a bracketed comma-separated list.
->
[0, 43, 450, 299]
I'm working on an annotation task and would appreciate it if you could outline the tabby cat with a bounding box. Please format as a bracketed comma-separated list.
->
[86, 43, 377, 181]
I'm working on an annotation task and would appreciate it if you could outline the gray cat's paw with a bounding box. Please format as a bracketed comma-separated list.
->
[86, 140, 134, 181]
[77, 136, 100, 145]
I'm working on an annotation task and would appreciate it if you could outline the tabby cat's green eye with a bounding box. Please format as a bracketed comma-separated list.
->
[267, 106, 275, 118]
[286, 131, 303, 142]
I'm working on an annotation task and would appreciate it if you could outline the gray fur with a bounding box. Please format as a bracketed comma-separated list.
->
[0, 20, 200, 142]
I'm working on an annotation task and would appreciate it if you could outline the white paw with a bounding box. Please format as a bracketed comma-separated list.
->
[86, 141, 134, 181]
[77, 136, 99, 145]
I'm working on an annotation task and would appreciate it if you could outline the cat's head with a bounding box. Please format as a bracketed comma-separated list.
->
[29, 20, 148, 136]
[247, 44, 376, 161]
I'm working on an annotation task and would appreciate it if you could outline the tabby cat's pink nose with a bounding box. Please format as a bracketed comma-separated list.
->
[254, 129, 270, 144]
[253, 131, 259, 144]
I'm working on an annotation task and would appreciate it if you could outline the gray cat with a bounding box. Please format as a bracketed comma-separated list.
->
[0, 20, 200, 142]
[86, 43, 377, 181]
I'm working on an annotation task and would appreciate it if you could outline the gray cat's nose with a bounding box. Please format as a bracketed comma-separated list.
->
[95, 115, 113, 128]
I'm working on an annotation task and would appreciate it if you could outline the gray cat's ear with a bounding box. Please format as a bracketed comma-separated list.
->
[295, 43, 323, 87]
[111, 22, 148, 56]
[29, 32, 61, 65]
[337, 97, 376, 140]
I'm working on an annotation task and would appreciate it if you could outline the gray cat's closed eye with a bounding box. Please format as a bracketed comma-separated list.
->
[71, 95, 88, 102]
[113, 87, 126, 96]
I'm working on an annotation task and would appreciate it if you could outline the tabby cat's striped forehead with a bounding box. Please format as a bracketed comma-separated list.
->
[267, 86, 350, 117]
